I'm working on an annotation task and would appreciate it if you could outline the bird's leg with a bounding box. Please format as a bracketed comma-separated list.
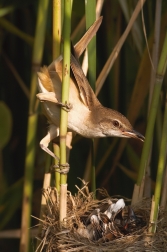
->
[40, 124, 60, 160]
[40, 126, 72, 174]
[66, 131, 73, 162]
[51, 132, 73, 174]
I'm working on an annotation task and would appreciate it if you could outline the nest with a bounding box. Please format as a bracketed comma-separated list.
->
[36, 181, 167, 252]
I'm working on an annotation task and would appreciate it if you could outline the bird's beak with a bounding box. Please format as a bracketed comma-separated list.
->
[123, 130, 145, 142]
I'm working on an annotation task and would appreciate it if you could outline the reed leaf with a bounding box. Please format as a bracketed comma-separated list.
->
[0, 179, 23, 230]
[0, 5, 14, 17]
[117, 163, 137, 182]
[0, 17, 34, 46]
[118, 0, 143, 56]
[2, 52, 30, 99]
[96, 0, 146, 96]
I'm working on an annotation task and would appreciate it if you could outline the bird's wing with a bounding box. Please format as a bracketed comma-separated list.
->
[48, 17, 102, 72]
[70, 53, 100, 110]
[46, 48, 101, 110]
[74, 16, 103, 58]
[40, 17, 103, 109]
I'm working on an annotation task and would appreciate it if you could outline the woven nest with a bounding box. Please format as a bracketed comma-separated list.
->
[36, 180, 167, 252]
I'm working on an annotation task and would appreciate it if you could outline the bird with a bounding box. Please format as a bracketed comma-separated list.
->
[36, 17, 145, 160]
[123, 206, 145, 232]
[74, 221, 94, 240]
[103, 199, 125, 221]
[90, 213, 104, 240]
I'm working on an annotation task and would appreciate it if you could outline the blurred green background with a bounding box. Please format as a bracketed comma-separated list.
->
[0, 0, 167, 251]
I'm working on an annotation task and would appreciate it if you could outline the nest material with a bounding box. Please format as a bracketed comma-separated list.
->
[36, 182, 167, 252]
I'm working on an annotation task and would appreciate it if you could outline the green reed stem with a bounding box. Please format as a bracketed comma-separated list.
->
[59, 0, 71, 222]
[150, 93, 167, 233]
[20, 1, 49, 251]
[53, 0, 62, 191]
[137, 31, 167, 187]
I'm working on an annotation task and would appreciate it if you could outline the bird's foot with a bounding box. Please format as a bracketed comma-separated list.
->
[57, 101, 72, 112]
[51, 163, 70, 174]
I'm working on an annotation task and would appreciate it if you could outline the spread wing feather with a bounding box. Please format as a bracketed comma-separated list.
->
[70, 53, 100, 110]
[74, 17, 103, 58]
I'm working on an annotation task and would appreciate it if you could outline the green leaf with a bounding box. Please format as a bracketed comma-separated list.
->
[0, 18, 34, 46]
[118, 163, 137, 181]
[0, 178, 23, 229]
[0, 101, 12, 149]
[0, 6, 14, 17]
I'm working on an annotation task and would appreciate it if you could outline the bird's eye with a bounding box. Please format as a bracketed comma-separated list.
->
[113, 120, 120, 128]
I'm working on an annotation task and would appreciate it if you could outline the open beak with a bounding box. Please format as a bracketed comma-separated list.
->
[123, 130, 145, 142]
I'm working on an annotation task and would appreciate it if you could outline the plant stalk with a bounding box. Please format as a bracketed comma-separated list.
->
[149, 93, 167, 233]
[59, 0, 71, 222]
[85, 0, 96, 194]
[53, 0, 62, 191]
[137, 31, 167, 187]
[20, 0, 49, 251]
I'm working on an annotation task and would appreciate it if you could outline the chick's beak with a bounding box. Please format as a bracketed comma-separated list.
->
[122, 130, 145, 142]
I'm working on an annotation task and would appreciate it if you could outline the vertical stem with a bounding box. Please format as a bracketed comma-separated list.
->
[20, 114, 37, 252]
[160, 160, 167, 208]
[20, 1, 49, 251]
[148, 0, 162, 109]
[85, 0, 96, 91]
[59, 0, 71, 222]
[137, 31, 167, 187]
[85, 0, 96, 194]
[53, 0, 62, 191]
[36, 145, 51, 251]
[53, 144, 60, 190]
[150, 93, 167, 233]
[53, 0, 61, 59]
[90, 139, 96, 193]
[144, 0, 162, 198]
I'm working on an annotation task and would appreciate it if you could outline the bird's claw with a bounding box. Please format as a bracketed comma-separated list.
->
[59, 102, 72, 112]
[51, 163, 70, 174]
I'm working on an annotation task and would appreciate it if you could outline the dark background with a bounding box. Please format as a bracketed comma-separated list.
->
[0, 0, 166, 251]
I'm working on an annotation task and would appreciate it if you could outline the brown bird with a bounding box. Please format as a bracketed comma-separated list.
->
[37, 17, 144, 160]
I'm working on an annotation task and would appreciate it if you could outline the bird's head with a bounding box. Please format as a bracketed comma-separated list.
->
[98, 107, 144, 141]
